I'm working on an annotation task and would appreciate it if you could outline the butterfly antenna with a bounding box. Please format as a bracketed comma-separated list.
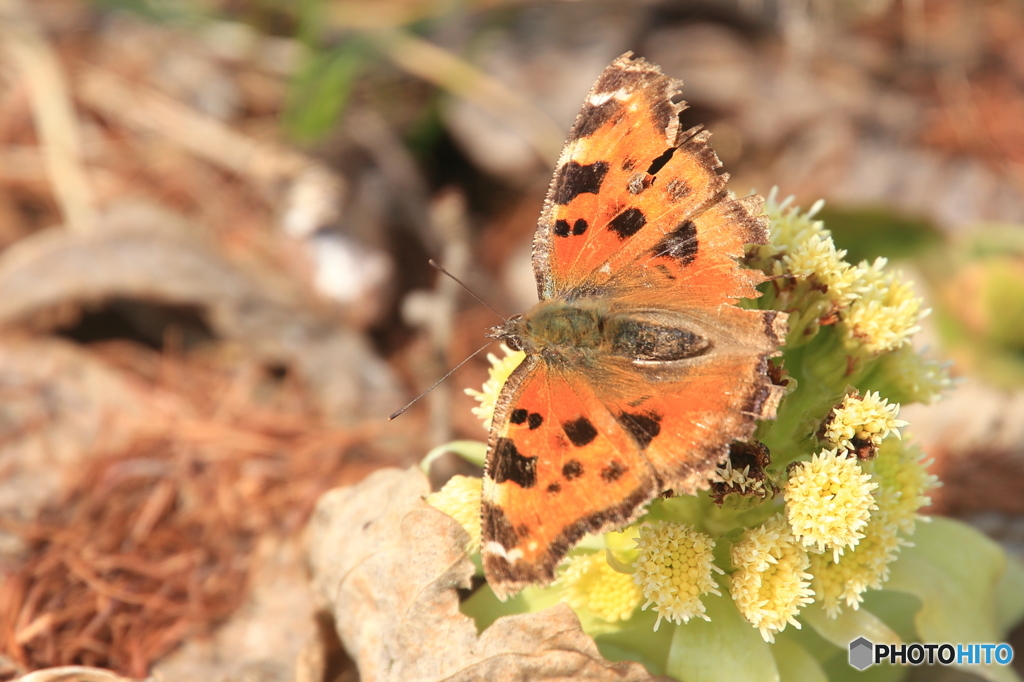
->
[388, 340, 495, 421]
[429, 259, 508, 323]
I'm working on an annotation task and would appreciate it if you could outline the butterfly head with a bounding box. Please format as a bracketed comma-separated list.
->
[487, 314, 525, 352]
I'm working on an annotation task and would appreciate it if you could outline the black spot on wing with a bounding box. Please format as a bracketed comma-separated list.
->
[547, 482, 561, 494]
[491, 437, 537, 488]
[552, 161, 609, 205]
[572, 219, 588, 236]
[511, 409, 544, 429]
[562, 460, 584, 480]
[601, 460, 628, 482]
[618, 411, 662, 449]
[655, 219, 698, 266]
[563, 417, 598, 447]
[621, 157, 637, 172]
[481, 500, 520, 548]
[573, 99, 623, 138]
[554, 219, 570, 238]
[608, 207, 647, 240]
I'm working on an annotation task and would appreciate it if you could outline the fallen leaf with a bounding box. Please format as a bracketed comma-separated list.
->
[307, 467, 661, 682]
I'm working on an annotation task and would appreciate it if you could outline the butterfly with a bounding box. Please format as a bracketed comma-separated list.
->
[479, 53, 786, 600]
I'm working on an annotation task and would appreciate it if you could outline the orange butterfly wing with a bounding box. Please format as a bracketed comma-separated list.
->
[481, 54, 786, 599]
[533, 54, 727, 299]
[481, 356, 660, 596]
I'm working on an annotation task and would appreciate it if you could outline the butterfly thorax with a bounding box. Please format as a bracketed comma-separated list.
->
[491, 298, 713, 365]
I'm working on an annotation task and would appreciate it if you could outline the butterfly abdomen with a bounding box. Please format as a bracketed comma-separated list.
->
[608, 317, 712, 362]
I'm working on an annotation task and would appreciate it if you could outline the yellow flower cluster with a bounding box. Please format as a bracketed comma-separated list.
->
[760, 192, 858, 305]
[783, 233, 863, 308]
[632, 522, 723, 630]
[785, 449, 878, 561]
[758, 192, 828, 266]
[730, 515, 815, 643]
[808, 440, 938, 618]
[810, 511, 906, 617]
[842, 260, 927, 354]
[870, 345, 951, 405]
[757, 191, 929, 354]
[465, 344, 526, 428]
[425, 475, 483, 553]
[823, 391, 908, 453]
[872, 440, 939, 534]
[559, 552, 643, 623]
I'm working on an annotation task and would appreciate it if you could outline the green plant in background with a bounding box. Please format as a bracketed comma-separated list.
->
[284, 36, 369, 143]
[425, 193, 1024, 682]
[924, 224, 1024, 390]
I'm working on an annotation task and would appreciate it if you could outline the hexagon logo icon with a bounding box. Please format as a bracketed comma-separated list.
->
[849, 637, 874, 670]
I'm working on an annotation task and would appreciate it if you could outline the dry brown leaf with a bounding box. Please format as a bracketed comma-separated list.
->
[15, 665, 143, 682]
[0, 201, 400, 424]
[307, 467, 659, 682]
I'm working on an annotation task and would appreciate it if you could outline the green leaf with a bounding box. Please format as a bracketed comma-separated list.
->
[459, 584, 530, 632]
[459, 582, 562, 632]
[782, 609, 844, 665]
[645, 493, 711, 527]
[801, 602, 901, 650]
[595, 609, 675, 676]
[820, 650, 908, 682]
[995, 555, 1024, 633]
[860, 590, 921, 644]
[665, 590, 778, 682]
[773, 632, 828, 682]
[285, 39, 370, 143]
[885, 516, 1021, 682]
[420, 440, 486, 472]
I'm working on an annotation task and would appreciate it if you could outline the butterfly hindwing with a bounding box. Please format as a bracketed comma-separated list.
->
[580, 306, 786, 497]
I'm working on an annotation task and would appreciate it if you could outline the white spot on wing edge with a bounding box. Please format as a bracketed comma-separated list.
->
[482, 541, 524, 563]
[589, 88, 631, 106]
[567, 138, 592, 162]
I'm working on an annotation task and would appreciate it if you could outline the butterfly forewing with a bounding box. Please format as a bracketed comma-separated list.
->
[533, 55, 728, 299]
